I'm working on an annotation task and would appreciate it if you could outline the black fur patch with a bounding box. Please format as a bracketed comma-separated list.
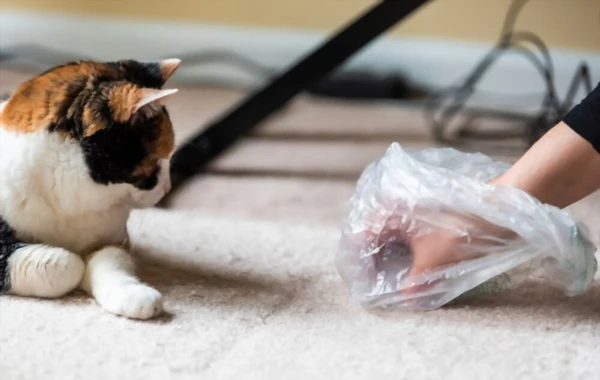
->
[111, 60, 165, 89]
[0, 216, 23, 292]
[80, 114, 162, 188]
[49, 79, 88, 136]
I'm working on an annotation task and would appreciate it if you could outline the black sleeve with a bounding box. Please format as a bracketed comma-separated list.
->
[563, 82, 600, 152]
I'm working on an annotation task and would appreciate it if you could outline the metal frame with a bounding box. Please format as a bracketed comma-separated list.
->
[168, 0, 430, 191]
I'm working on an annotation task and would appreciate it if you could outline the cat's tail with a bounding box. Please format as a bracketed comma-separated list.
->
[1, 244, 85, 298]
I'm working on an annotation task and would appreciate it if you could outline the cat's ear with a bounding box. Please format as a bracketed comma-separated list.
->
[158, 58, 181, 83]
[133, 88, 178, 115]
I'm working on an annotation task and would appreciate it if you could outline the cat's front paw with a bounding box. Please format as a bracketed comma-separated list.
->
[8, 246, 85, 298]
[96, 283, 163, 320]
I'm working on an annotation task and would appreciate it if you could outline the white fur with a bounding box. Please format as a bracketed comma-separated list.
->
[80, 247, 163, 319]
[8, 245, 85, 298]
[0, 116, 171, 319]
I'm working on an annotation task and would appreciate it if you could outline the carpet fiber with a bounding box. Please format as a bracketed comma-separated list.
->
[1, 69, 600, 380]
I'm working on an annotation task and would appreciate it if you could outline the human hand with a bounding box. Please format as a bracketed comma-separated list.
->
[359, 203, 517, 296]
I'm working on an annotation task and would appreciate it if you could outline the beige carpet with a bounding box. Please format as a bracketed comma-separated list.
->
[2, 68, 600, 380]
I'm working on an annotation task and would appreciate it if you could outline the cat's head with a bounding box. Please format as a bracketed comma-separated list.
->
[1, 58, 182, 208]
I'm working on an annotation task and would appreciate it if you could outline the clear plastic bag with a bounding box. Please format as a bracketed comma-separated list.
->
[336, 143, 598, 311]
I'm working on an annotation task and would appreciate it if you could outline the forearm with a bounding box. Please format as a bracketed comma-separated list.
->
[493, 121, 600, 209]
[491, 81, 600, 208]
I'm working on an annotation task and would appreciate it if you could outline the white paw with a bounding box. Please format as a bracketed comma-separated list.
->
[96, 283, 163, 320]
[9, 246, 85, 298]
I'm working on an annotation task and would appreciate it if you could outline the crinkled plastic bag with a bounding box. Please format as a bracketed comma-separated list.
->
[336, 143, 598, 311]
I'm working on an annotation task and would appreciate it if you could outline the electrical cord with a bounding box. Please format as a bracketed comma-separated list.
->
[0, 44, 276, 78]
[424, 0, 594, 146]
[173, 49, 276, 78]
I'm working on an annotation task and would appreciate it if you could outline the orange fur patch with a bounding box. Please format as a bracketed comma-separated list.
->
[0, 62, 117, 133]
[108, 83, 140, 124]
[133, 114, 175, 177]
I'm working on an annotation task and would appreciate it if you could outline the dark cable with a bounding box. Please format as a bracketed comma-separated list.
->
[424, 0, 536, 139]
[0, 44, 278, 79]
[173, 49, 276, 78]
[424, 0, 595, 146]
[500, 0, 529, 40]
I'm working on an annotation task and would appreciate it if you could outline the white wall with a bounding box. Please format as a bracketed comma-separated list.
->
[1, 10, 599, 111]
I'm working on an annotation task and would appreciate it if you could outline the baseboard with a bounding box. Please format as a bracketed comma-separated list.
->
[1, 10, 599, 109]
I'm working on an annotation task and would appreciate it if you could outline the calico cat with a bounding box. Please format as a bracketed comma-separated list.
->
[0, 58, 181, 320]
